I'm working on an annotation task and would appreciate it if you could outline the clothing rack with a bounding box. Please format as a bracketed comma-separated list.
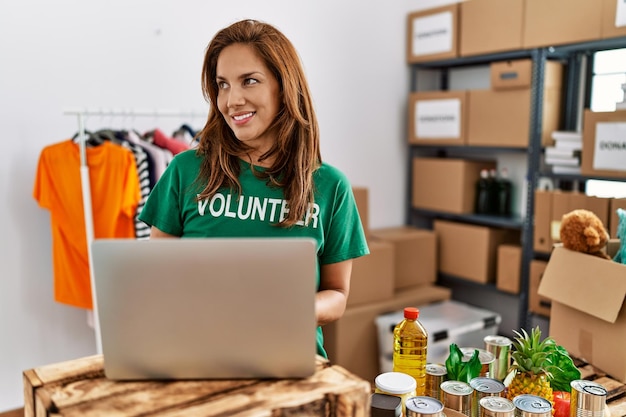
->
[63, 107, 207, 353]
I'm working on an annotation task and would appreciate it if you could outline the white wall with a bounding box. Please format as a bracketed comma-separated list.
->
[0, 0, 418, 410]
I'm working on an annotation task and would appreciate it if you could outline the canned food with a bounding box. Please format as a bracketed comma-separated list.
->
[375, 372, 417, 417]
[470, 377, 505, 417]
[480, 396, 515, 417]
[513, 394, 552, 417]
[570, 380, 608, 417]
[406, 396, 445, 417]
[425, 363, 448, 402]
[461, 348, 496, 378]
[483, 335, 512, 381]
[441, 380, 474, 417]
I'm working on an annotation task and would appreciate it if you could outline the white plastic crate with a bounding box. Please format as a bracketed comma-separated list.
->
[376, 300, 501, 373]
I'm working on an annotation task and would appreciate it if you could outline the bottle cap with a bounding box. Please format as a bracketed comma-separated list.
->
[404, 307, 419, 319]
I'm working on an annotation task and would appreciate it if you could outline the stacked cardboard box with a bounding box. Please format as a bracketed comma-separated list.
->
[581, 110, 626, 179]
[434, 220, 520, 284]
[330, 188, 451, 382]
[412, 157, 496, 214]
[408, 0, 626, 62]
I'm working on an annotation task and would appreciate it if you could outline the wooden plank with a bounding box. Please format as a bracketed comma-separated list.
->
[51, 366, 369, 416]
[31, 355, 104, 384]
[23, 354, 368, 417]
[23, 369, 42, 417]
[607, 395, 626, 417]
[592, 376, 626, 401]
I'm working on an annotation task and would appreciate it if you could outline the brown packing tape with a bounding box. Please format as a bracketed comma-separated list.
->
[578, 332, 592, 359]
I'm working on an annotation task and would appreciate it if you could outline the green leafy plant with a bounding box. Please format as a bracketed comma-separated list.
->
[545, 340, 581, 392]
[445, 343, 482, 383]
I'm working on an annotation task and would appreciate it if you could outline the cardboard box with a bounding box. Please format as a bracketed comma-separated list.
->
[459, 0, 523, 57]
[523, 0, 603, 48]
[412, 157, 496, 214]
[549, 191, 611, 243]
[376, 300, 501, 371]
[490, 59, 532, 91]
[434, 220, 520, 284]
[348, 239, 394, 307]
[538, 242, 626, 382]
[581, 110, 626, 179]
[467, 61, 563, 147]
[610, 198, 626, 238]
[601, 0, 626, 39]
[407, 5, 459, 63]
[534, 189, 554, 253]
[352, 186, 369, 237]
[370, 226, 437, 290]
[324, 284, 452, 383]
[496, 244, 522, 294]
[408, 91, 468, 145]
[528, 260, 551, 317]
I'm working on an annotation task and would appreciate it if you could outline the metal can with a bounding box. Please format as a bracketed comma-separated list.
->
[483, 335, 512, 381]
[461, 347, 496, 378]
[441, 380, 474, 417]
[425, 363, 448, 402]
[470, 377, 505, 417]
[406, 396, 445, 417]
[479, 396, 516, 417]
[513, 394, 552, 417]
[570, 380, 608, 417]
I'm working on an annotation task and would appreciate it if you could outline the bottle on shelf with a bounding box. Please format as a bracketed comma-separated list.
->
[475, 169, 491, 215]
[487, 168, 500, 215]
[392, 307, 428, 396]
[496, 167, 513, 217]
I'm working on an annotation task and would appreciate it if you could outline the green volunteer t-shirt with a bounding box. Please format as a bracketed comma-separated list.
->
[139, 149, 369, 358]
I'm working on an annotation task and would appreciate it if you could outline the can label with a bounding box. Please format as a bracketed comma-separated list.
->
[484, 335, 512, 381]
[426, 364, 447, 402]
[570, 380, 608, 414]
[441, 381, 473, 416]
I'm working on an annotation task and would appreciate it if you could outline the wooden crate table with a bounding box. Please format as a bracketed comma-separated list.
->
[573, 357, 626, 417]
[23, 354, 371, 417]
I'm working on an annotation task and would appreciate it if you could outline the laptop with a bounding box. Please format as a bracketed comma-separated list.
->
[91, 237, 318, 380]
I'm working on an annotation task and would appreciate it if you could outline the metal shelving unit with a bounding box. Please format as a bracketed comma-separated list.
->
[407, 35, 626, 334]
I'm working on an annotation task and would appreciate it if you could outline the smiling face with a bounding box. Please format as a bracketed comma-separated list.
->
[216, 43, 281, 161]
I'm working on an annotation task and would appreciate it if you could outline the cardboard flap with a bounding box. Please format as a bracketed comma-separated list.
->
[538, 246, 626, 323]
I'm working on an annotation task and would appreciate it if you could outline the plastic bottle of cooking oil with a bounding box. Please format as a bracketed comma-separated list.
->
[392, 307, 428, 396]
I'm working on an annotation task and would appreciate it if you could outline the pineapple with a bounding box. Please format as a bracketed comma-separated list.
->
[505, 326, 556, 404]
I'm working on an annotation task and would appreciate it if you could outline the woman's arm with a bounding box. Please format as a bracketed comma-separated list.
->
[149, 226, 179, 238]
[315, 260, 353, 326]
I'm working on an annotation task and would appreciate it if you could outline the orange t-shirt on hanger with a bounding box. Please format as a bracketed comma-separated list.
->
[33, 140, 141, 309]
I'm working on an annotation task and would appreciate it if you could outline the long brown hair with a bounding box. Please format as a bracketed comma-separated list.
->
[196, 19, 321, 227]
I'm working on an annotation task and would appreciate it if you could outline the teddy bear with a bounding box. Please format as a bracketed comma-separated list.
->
[559, 209, 611, 260]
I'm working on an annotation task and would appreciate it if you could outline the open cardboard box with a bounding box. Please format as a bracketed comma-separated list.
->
[538, 240, 626, 382]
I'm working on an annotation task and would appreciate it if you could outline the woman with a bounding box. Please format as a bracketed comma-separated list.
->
[139, 19, 369, 358]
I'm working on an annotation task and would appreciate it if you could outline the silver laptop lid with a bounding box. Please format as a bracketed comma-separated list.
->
[91, 237, 318, 380]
